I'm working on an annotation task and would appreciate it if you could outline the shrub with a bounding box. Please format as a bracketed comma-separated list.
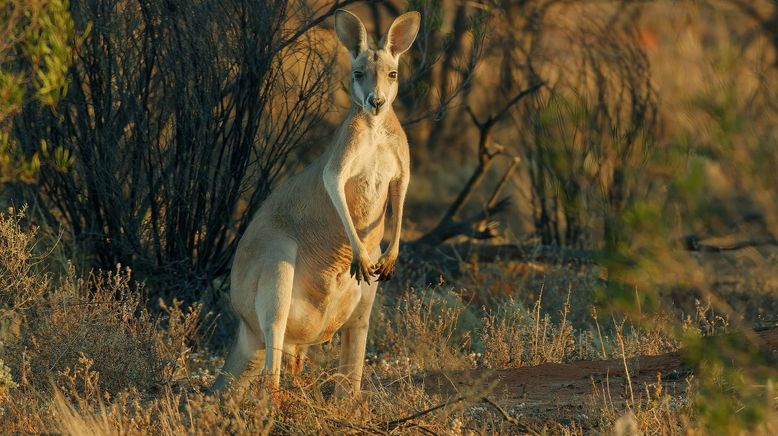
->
[11, 0, 336, 301]
[0, 207, 205, 430]
[0, 206, 48, 311]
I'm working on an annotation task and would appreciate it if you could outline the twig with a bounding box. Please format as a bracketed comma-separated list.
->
[325, 417, 387, 435]
[405, 422, 440, 436]
[486, 156, 521, 209]
[592, 307, 608, 360]
[383, 396, 465, 431]
[276, 0, 363, 52]
[488, 82, 545, 128]
[615, 325, 635, 408]
[481, 397, 532, 433]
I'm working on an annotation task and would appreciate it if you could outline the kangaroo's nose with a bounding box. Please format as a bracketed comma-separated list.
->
[368, 95, 385, 110]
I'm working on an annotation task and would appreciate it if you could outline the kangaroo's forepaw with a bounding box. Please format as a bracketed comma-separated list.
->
[350, 255, 373, 285]
[372, 254, 397, 281]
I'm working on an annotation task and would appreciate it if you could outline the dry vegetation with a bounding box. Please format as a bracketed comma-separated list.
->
[2, 0, 778, 434]
[0, 208, 680, 433]
[0, 208, 774, 434]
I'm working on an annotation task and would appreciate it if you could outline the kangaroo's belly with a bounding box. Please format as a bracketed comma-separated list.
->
[280, 191, 385, 345]
[283, 267, 364, 344]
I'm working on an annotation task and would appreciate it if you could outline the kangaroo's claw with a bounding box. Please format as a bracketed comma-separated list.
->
[350, 255, 373, 285]
[371, 255, 397, 282]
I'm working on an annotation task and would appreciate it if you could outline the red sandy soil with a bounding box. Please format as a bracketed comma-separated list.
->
[415, 328, 778, 419]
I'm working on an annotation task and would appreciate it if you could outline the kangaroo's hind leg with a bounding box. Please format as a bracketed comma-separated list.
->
[210, 321, 264, 392]
[254, 234, 298, 388]
[284, 344, 309, 376]
[336, 247, 380, 397]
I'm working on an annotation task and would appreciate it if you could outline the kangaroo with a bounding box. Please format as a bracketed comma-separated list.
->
[211, 9, 420, 396]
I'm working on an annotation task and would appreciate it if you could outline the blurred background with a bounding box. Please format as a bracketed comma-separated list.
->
[1, 0, 778, 433]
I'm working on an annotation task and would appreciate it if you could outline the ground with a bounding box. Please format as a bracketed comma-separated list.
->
[418, 327, 778, 422]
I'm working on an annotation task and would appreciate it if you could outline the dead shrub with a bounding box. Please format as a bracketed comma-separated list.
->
[479, 288, 580, 368]
[479, 299, 530, 368]
[587, 372, 692, 435]
[0, 207, 203, 399]
[374, 287, 473, 373]
[22, 266, 164, 394]
[11, 0, 338, 304]
[0, 206, 48, 311]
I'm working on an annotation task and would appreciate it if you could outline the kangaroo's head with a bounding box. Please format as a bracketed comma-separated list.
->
[335, 9, 420, 117]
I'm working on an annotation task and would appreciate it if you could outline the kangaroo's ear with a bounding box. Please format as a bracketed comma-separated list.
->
[385, 11, 421, 57]
[335, 9, 368, 58]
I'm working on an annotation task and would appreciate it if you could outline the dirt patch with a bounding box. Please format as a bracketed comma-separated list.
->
[415, 328, 778, 419]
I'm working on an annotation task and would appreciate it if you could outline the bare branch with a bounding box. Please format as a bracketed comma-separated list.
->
[383, 396, 465, 431]
[481, 397, 532, 433]
[487, 156, 521, 209]
[682, 235, 778, 252]
[275, 0, 363, 53]
[488, 82, 545, 128]
[415, 85, 540, 247]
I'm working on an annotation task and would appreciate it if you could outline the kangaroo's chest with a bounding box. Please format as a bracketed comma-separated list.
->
[345, 133, 399, 223]
[349, 151, 396, 196]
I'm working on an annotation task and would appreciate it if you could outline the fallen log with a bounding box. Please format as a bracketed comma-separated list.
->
[682, 235, 778, 252]
[415, 326, 778, 418]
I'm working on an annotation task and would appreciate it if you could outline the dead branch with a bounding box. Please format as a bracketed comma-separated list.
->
[481, 397, 533, 434]
[415, 84, 542, 246]
[383, 396, 464, 431]
[487, 156, 521, 209]
[682, 235, 778, 252]
[410, 241, 598, 265]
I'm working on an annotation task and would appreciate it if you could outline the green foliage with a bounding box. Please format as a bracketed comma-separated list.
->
[0, 71, 24, 116]
[21, 0, 75, 107]
[0, 0, 78, 182]
[593, 28, 778, 432]
[684, 330, 777, 433]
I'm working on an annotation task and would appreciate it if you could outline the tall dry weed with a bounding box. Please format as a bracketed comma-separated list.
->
[0, 206, 48, 311]
[375, 287, 472, 373]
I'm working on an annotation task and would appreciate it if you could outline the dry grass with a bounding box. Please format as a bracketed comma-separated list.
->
[2, 206, 778, 434]
[0, 207, 692, 434]
[588, 373, 693, 436]
[0, 206, 48, 311]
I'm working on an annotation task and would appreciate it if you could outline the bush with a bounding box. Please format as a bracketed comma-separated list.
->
[0, 207, 205, 430]
[11, 0, 336, 301]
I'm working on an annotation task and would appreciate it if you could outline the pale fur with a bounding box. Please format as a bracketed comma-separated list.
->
[211, 9, 420, 396]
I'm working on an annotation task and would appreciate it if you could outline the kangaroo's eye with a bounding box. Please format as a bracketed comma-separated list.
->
[353, 71, 364, 80]
[388, 71, 398, 79]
